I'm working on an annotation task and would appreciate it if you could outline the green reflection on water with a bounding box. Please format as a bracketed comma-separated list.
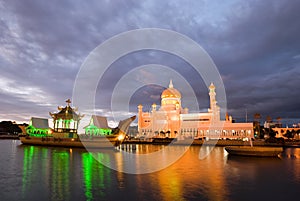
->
[82, 153, 93, 201]
[22, 146, 49, 199]
[22, 146, 71, 200]
[51, 150, 70, 201]
[22, 146, 33, 196]
[82, 152, 111, 201]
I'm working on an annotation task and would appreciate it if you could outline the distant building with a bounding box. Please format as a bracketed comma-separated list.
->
[273, 127, 300, 139]
[138, 80, 254, 139]
[127, 126, 138, 136]
[84, 115, 112, 135]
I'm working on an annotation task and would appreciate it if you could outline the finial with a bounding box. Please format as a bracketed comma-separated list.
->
[169, 79, 173, 88]
[66, 99, 71, 106]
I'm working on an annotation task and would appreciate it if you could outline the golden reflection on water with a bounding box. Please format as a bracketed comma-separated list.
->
[284, 148, 300, 182]
[133, 145, 229, 201]
[20, 144, 300, 201]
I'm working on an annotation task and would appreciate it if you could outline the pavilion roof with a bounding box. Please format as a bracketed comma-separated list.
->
[91, 115, 110, 129]
[49, 99, 84, 121]
[30, 117, 50, 129]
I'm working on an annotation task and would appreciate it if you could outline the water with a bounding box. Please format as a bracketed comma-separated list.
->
[1, 140, 300, 201]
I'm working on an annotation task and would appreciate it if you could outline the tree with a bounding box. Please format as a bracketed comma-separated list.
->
[266, 115, 272, 123]
[276, 117, 282, 127]
[284, 130, 294, 139]
[253, 113, 261, 138]
[254, 113, 261, 123]
[0, 121, 22, 135]
[268, 128, 278, 138]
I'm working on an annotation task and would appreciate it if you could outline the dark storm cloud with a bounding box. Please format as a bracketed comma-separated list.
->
[0, 0, 299, 125]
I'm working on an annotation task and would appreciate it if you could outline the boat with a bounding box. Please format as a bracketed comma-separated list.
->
[225, 146, 283, 157]
[19, 99, 136, 148]
[152, 137, 176, 144]
[19, 134, 122, 148]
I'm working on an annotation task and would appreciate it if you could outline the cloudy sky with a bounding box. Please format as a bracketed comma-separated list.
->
[1, 0, 300, 127]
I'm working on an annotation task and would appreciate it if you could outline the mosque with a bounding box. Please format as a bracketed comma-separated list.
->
[138, 81, 254, 140]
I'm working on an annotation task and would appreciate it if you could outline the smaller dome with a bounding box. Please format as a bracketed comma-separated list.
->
[161, 88, 181, 98]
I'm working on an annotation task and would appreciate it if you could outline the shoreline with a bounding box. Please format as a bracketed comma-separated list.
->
[0, 135, 19, 140]
[123, 138, 300, 147]
[2, 136, 300, 148]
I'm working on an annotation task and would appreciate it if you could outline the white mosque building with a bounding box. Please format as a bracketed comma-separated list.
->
[138, 81, 254, 140]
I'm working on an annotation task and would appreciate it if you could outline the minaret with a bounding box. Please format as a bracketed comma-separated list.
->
[209, 83, 220, 122]
[138, 104, 143, 134]
[209, 83, 217, 111]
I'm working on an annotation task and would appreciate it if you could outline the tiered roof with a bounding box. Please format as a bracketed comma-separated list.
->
[49, 99, 84, 121]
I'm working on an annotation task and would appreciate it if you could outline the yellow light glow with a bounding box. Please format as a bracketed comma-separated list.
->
[118, 134, 125, 141]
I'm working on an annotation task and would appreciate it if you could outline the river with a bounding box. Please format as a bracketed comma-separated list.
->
[0, 140, 300, 201]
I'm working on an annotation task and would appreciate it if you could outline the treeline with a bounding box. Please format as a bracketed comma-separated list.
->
[0, 121, 27, 135]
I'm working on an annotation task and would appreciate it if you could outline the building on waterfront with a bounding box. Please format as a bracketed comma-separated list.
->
[49, 99, 84, 138]
[25, 99, 136, 138]
[84, 115, 112, 135]
[84, 115, 136, 136]
[138, 80, 254, 139]
[273, 127, 300, 140]
[25, 117, 51, 136]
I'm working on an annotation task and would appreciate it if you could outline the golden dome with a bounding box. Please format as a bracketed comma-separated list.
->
[161, 80, 181, 99]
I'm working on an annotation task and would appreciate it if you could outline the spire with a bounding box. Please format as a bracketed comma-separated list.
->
[169, 79, 173, 88]
[66, 99, 71, 107]
[209, 83, 216, 93]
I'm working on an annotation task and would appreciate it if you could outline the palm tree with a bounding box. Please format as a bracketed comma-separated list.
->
[266, 115, 272, 123]
[254, 113, 261, 138]
[254, 113, 261, 123]
[284, 130, 294, 139]
[265, 116, 272, 137]
[276, 117, 282, 127]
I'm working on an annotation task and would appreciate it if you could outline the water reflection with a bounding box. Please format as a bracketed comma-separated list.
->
[282, 148, 300, 183]
[226, 155, 282, 182]
[135, 146, 230, 201]
[51, 150, 70, 200]
[17, 143, 300, 201]
[22, 146, 72, 200]
[22, 146, 34, 197]
[82, 152, 113, 200]
[22, 146, 49, 199]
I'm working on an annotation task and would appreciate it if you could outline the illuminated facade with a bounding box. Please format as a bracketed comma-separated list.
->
[84, 115, 112, 135]
[138, 81, 254, 139]
[26, 117, 51, 137]
[49, 99, 84, 138]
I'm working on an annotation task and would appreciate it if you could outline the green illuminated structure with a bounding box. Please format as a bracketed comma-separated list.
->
[26, 117, 51, 137]
[84, 115, 112, 135]
[49, 99, 84, 138]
